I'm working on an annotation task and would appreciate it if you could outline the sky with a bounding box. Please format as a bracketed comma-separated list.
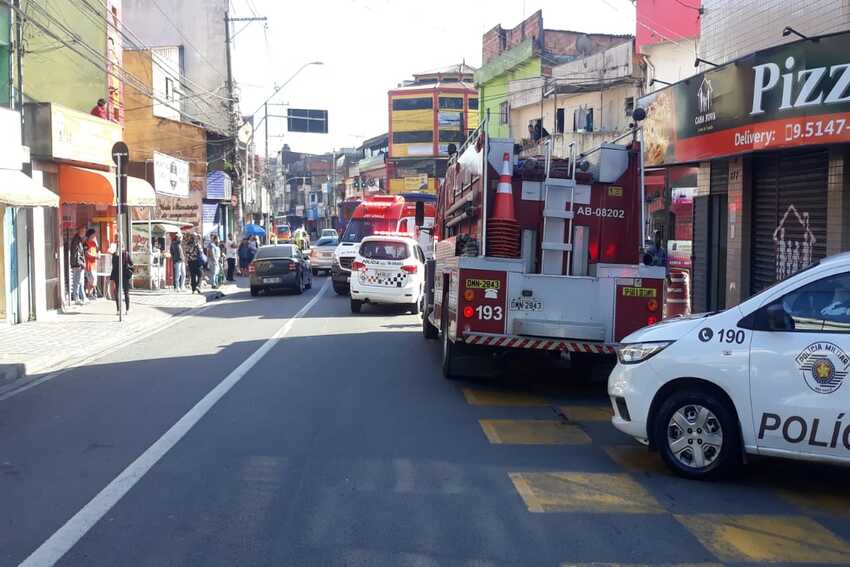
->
[229, 0, 635, 157]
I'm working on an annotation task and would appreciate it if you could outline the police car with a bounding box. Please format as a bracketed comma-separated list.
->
[609, 251, 850, 479]
[349, 235, 426, 314]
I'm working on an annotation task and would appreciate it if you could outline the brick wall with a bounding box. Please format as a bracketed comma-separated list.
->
[699, 0, 850, 66]
[543, 31, 628, 59]
[482, 10, 544, 64]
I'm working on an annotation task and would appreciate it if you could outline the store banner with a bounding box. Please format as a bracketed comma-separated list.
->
[206, 170, 232, 200]
[153, 151, 189, 197]
[641, 31, 850, 166]
[201, 202, 219, 235]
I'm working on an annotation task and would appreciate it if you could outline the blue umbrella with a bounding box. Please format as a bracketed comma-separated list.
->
[243, 223, 266, 237]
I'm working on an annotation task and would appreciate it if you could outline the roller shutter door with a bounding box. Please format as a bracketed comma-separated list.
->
[750, 149, 828, 295]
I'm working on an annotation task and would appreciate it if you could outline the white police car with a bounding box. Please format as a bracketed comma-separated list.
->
[609, 251, 850, 479]
[349, 235, 426, 314]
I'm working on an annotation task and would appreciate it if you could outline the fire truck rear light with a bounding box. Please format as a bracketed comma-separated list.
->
[647, 299, 659, 312]
[647, 315, 659, 325]
[351, 260, 365, 271]
[463, 289, 475, 301]
[463, 306, 474, 319]
[401, 264, 418, 274]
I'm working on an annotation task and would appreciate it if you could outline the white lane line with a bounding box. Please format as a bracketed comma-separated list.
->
[19, 279, 329, 567]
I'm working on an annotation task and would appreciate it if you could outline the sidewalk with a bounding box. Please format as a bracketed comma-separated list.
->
[0, 280, 243, 386]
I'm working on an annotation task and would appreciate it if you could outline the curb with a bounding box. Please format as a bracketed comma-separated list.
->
[0, 286, 239, 397]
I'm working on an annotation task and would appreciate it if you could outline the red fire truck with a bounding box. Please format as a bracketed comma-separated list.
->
[332, 195, 435, 295]
[421, 117, 666, 377]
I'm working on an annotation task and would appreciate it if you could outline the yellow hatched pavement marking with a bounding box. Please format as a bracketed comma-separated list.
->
[559, 405, 614, 422]
[479, 419, 591, 445]
[462, 388, 549, 406]
[675, 514, 850, 564]
[604, 445, 668, 474]
[561, 563, 723, 567]
[509, 472, 665, 514]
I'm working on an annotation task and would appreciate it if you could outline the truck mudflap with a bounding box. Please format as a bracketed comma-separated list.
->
[462, 332, 617, 354]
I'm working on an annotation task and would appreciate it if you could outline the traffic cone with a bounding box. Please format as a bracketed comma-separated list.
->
[492, 152, 516, 221]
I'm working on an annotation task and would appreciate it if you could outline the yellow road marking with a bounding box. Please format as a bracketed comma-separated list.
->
[462, 388, 549, 406]
[604, 445, 668, 474]
[676, 514, 850, 564]
[479, 419, 591, 445]
[559, 405, 614, 422]
[509, 472, 664, 514]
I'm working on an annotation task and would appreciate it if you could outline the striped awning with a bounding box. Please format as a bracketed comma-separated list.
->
[206, 170, 232, 200]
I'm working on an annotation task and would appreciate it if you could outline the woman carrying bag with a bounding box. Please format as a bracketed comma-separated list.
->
[110, 249, 134, 314]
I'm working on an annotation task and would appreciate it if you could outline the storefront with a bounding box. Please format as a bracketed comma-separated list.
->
[640, 30, 850, 309]
[0, 107, 60, 324]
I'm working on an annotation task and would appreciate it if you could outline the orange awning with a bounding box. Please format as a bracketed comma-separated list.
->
[58, 165, 156, 207]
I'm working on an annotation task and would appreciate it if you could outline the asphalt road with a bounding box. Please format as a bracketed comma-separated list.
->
[3, 277, 850, 567]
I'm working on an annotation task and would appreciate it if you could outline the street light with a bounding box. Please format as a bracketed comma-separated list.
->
[783, 26, 817, 42]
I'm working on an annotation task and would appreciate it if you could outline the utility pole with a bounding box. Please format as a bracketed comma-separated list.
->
[12, 0, 23, 127]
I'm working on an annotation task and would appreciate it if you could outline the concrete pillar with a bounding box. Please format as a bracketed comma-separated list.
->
[725, 156, 750, 307]
[31, 207, 48, 320]
[827, 146, 850, 256]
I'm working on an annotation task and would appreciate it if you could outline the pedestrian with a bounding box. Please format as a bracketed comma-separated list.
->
[225, 233, 238, 281]
[186, 235, 204, 294]
[643, 230, 667, 267]
[69, 226, 87, 304]
[208, 234, 222, 289]
[247, 235, 259, 263]
[170, 233, 185, 291]
[84, 228, 99, 300]
[237, 237, 249, 275]
[90, 98, 108, 120]
[110, 248, 134, 314]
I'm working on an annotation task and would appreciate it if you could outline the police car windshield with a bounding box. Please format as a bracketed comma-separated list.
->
[341, 219, 374, 243]
[360, 240, 409, 260]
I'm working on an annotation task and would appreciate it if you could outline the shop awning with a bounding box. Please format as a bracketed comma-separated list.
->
[131, 219, 194, 232]
[0, 169, 60, 207]
[58, 165, 157, 207]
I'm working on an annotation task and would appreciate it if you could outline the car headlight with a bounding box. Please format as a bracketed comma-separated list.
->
[616, 341, 673, 365]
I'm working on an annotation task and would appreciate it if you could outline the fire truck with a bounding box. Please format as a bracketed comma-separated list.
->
[332, 195, 435, 295]
[421, 116, 666, 378]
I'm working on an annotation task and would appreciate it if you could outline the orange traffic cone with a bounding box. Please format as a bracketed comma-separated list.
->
[492, 153, 516, 221]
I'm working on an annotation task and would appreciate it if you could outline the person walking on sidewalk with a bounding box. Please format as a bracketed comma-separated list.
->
[186, 235, 204, 294]
[208, 235, 222, 289]
[84, 229, 99, 300]
[69, 226, 87, 304]
[110, 249, 134, 314]
[170, 233, 185, 291]
[237, 237, 250, 276]
[225, 234, 238, 281]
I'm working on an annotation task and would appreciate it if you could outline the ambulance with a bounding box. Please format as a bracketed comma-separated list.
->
[609, 251, 850, 479]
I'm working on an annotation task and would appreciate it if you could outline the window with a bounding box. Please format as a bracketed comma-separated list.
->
[392, 97, 433, 111]
[255, 245, 295, 259]
[624, 96, 635, 118]
[499, 101, 509, 125]
[555, 108, 565, 134]
[468, 98, 479, 110]
[392, 131, 433, 144]
[439, 97, 464, 109]
[439, 130, 466, 143]
[165, 77, 175, 102]
[756, 272, 850, 332]
[316, 237, 338, 247]
[359, 240, 410, 260]
[573, 107, 593, 132]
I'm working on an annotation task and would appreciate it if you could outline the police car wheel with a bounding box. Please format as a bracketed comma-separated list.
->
[333, 283, 348, 296]
[654, 390, 740, 480]
[350, 299, 363, 314]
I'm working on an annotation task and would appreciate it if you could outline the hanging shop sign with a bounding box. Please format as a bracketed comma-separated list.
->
[25, 102, 122, 168]
[206, 170, 232, 201]
[153, 151, 190, 198]
[640, 31, 850, 166]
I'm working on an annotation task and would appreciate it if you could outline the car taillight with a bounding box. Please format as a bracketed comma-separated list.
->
[401, 264, 417, 274]
[463, 306, 474, 318]
[647, 315, 658, 325]
[463, 289, 475, 301]
[351, 260, 365, 271]
[647, 299, 659, 312]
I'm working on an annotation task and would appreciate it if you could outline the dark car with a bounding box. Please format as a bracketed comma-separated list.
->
[248, 244, 313, 296]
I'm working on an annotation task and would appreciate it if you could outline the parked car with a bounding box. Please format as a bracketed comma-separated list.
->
[309, 236, 338, 275]
[321, 228, 338, 239]
[349, 235, 426, 314]
[609, 251, 850, 479]
[276, 224, 292, 242]
[248, 244, 313, 296]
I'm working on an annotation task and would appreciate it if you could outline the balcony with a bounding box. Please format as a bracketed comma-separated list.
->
[519, 131, 628, 160]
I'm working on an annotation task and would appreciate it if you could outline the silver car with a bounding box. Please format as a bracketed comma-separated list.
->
[309, 236, 339, 275]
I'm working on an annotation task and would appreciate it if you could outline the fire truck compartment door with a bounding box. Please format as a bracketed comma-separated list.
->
[508, 273, 613, 341]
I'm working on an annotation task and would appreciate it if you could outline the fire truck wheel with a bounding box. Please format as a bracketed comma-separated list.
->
[441, 310, 461, 379]
[350, 299, 363, 314]
[422, 308, 438, 340]
[250, 286, 259, 297]
[333, 283, 349, 296]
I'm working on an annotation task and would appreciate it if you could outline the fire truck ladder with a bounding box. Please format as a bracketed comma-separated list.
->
[540, 141, 578, 275]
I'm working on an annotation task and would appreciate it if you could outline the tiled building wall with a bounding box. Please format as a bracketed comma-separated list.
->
[725, 156, 749, 306]
[699, 0, 850, 66]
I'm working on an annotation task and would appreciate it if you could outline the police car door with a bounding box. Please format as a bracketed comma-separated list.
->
[746, 269, 850, 459]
